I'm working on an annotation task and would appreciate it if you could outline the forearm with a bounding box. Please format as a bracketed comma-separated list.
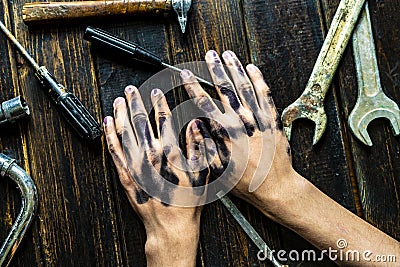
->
[145, 224, 199, 267]
[253, 171, 400, 266]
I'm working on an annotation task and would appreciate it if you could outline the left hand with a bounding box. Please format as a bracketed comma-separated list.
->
[103, 85, 213, 267]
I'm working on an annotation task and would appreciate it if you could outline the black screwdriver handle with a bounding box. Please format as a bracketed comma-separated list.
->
[35, 66, 102, 140]
[84, 26, 163, 66]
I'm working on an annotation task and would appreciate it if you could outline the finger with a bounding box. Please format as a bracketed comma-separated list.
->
[103, 116, 137, 190]
[186, 119, 210, 190]
[221, 51, 261, 113]
[150, 88, 177, 146]
[113, 97, 138, 148]
[187, 119, 224, 178]
[246, 64, 282, 129]
[205, 50, 243, 113]
[125, 85, 157, 149]
[180, 69, 222, 116]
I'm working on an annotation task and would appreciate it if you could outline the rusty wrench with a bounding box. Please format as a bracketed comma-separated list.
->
[348, 3, 400, 146]
[281, 0, 366, 145]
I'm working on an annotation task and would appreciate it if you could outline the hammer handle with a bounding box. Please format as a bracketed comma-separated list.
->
[22, 0, 172, 24]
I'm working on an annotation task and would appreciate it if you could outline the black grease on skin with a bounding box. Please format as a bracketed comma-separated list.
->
[237, 66, 245, 76]
[286, 146, 291, 157]
[276, 116, 284, 131]
[239, 114, 256, 137]
[219, 86, 241, 111]
[135, 188, 150, 204]
[144, 122, 153, 146]
[196, 96, 216, 113]
[191, 168, 209, 195]
[158, 116, 166, 136]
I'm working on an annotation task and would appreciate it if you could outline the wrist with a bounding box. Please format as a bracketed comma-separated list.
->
[245, 168, 309, 222]
[145, 224, 199, 267]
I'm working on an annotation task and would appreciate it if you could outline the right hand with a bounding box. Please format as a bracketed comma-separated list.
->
[181, 50, 298, 215]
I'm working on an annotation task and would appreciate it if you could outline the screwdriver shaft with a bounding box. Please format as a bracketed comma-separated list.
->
[217, 191, 287, 267]
[161, 62, 214, 87]
[0, 21, 40, 71]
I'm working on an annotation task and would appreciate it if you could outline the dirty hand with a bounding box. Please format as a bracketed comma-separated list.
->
[103, 86, 213, 267]
[182, 50, 400, 266]
[181, 50, 296, 217]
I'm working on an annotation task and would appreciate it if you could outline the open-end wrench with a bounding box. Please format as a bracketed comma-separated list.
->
[348, 3, 400, 146]
[281, 0, 365, 145]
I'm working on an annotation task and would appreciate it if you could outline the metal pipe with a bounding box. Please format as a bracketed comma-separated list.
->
[0, 97, 30, 126]
[0, 153, 37, 267]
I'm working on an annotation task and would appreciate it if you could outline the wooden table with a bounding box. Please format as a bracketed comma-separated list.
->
[1, 0, 399, 266]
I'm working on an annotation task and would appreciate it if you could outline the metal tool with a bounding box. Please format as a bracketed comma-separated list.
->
[22, 0, 192, 33]
[0, 21, 102, 140]
[217, 191, 287, 267]
[348, 3, 400, 146]
[84, 26, 213, 87]
[0, 154, 38, 267]
[281, 0, 366, 145]
[0, 96, 30, 126]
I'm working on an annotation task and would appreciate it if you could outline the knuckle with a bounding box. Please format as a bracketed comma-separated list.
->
[131, 113, 147, 126]
[239, 82, 254, 92]
[157, 111, 169, 119]
[196, 95, 216, 112]
[217, 81, 234, 90]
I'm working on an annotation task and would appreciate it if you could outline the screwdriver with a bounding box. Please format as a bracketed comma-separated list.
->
[84, 26, 214, 87]
[0, 21, 102, 140]
[217, 191, 287, 267]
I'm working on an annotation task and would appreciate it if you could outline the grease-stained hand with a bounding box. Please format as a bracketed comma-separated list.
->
[103, 86, 213, 267]
[181, 50, 295, 215]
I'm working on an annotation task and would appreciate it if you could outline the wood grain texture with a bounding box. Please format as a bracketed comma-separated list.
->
[0, 1, 38, 265]
[91, 19, 172, 267]
[320, 0, 400, 239]
[242, 0, 359, 265]
[2, 0, 124, 265]
[166, 1, 285, 266]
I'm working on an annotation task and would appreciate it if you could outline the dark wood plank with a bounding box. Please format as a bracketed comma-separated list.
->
[168, 1, 284, 266]
[242, 0, 359, 265]
[3, 0, 125, 265]
[0, 1, 39, 266]
[320, 0, 400, 239]
[91, 20, 172, 266]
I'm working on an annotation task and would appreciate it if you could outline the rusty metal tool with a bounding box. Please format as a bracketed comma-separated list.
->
[217, 191, 287, 267]
[0, 21, 102, 140]
[84, 26, 213, 87]
[0, 96, 30, 126]
[0, 154, 38, 267]
[348, 3, 400, 146]
[22, 0, 192, 33]
[281, 0, 366, 145]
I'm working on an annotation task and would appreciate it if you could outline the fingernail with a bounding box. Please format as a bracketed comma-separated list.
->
[247, 64, 258, 73]
[191, 120, 200, 131]
[191, 155, 199, 161]
[103, 117, 109, 126]
[152, 88, 161, 96]
[180, 69, 191, 79]
[125, 85, 135, 94]
[223, 51, 234, 58]
[114, 97, 125, 107]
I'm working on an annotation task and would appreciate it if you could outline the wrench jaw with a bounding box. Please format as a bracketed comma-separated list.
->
[282, 100, 327, 145]
[349, 105, 400, 146]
